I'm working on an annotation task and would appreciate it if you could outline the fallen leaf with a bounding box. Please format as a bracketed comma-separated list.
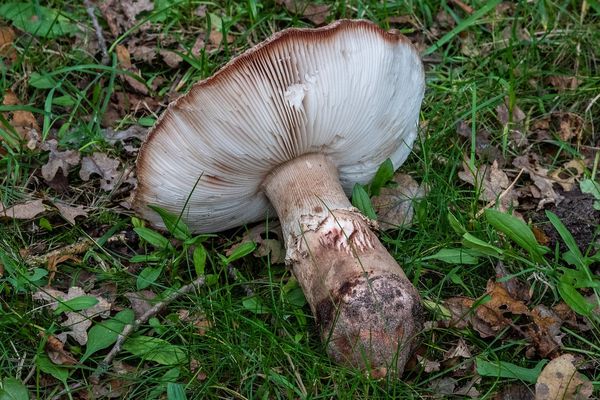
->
[372, 173, 427, 230]
[444, 338, 472, 360]
[79, 152, 121, 191]
[226, 222, 285, 264]
[429, 377, 457, 397]
[2, 89, 40, 149]
[177, 309, 211, 335]
[33, 287, 112, 345]
[99, 0, 153, 36]
[496, 101, 526, 127]
[556, 112, 584, 142]
[547, 76, 582, 92]
[276, 0, 331, 25]
[159, 49, 182, 68]
[527, 305, 563, 358]
[53, 201, 88, 225]
[0, 26, 16, 63]
[492, 384, 534, 400]
[0, 199, 45, 220]
[116, 44, 148, 94]
[549, 159, 585, 192]
[417, 355, 441, 373]
[124, 290, 156, 318]
[535, 354, 592, 400]
[40, 139, 81, 182]
[458, 159, 517, 211]
[45, 335, 77, 365]
[513, 155, 564, 209]
[46, 254, 80, 284]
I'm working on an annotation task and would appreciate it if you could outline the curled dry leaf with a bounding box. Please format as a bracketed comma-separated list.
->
[2, 89, 40, 150]
[513, 155, 564, 209]
[458, 159, 517, 212]
[444, 338, 472, 360]
[372, 173, 427, 230]
[40, 139, 81, 182]
[52, 201, 88, 225]
[33, 287, 111, 345]
[79, 152, 121, 191]
[0, 199, 45, 220]
[45, 335, 77, 365]
[0, 26, 17, 63]
[116, 44, 148, 95]
[535, 354, 592, 400]
[444, 279, 567, 358]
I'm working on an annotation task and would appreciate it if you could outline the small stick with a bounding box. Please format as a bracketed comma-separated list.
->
[24, 234, 126, 266]
[83, 0, 110, 65]
[90, 275, 206, 383]
[475, 168, 525, 218]
[449, 0, 474, 14]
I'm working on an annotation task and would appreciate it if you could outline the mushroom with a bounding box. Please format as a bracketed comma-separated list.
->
[134, 19, 425, 374]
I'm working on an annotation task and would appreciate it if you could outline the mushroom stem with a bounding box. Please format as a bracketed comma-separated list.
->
[262, 153, 423, 374]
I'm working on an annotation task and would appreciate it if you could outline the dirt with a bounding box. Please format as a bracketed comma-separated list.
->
[531, 188, 599, 254]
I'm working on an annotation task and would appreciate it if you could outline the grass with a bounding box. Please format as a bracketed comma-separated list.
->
[1, 0, 599, 398]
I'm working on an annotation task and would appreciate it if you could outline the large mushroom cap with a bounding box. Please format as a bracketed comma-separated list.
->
[134, 19, 425, 233]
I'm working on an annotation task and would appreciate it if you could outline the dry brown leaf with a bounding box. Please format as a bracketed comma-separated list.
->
[444, 338, 472, 360]
[45, 335, 77, 365]
[513, 155, 565, 209]
[226, 222, 285, 264]
[496, 101, 526, 126]
[0, 26, 16, 63]
[53, 201, 88, 225]
[125, 290, 156, 318]
[33, 287, 111, 345]
[277, 0, 331, 25]
[429, 377, 457, 397]
[0, 199, 45, 220]
[492, 384, 534, 400]
[79, 152, 121, 191]
[372, 173, 426, 230]
[178, 309, 212, 335]
[2, 89, 40, 149]
[458, 159, 517, 211]
[46, 254, 80, 284]
[417, 355, 440, 373]
[527, 305, 563, 358]
[116, 44, 149, 94]
[159, 49, 183, 68]
[40, 139, 81, 182]
[547, 76, 582, 92]
[535, 354, 593, 400]
[99, 0, 153, 36]
[549, 159, 585, 191]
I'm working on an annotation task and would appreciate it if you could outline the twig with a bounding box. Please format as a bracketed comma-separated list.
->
[24, 234, 126, 266]
[52, 382, 84, 400]
[83, 0, 110, 65]
[475, 168, 525, 218]
[90, 275, 206, 383]
[449, 0, 474, 14]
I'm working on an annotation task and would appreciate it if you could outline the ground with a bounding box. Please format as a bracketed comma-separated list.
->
[0, 1, 599, 399]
